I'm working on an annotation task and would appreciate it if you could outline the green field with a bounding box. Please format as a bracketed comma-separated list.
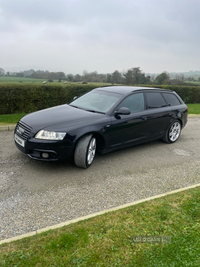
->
[185, 81, 200, 85]
[0, 76, 46, 83]
[0, 76, 72, 85]
[0, 77, 110, 87]
[0, 186, 200, 266]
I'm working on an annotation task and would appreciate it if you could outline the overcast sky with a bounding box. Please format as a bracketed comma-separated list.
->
[0, 0, 199, 74]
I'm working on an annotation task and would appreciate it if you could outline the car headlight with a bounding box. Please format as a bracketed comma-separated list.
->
[35, 130, 66, 140]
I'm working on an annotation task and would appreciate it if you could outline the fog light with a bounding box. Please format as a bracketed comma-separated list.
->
[42, 153, 49, 159]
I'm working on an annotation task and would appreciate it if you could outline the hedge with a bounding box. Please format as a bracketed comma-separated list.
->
[0, 84, 200, 114]
[0, 84, 97, 114]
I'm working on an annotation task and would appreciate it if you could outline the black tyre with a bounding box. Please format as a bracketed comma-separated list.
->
[74, 135, 96, 168]
[163, 120, 181, 143]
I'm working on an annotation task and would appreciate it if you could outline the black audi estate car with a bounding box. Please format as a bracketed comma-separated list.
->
[14, 86, 188, 168]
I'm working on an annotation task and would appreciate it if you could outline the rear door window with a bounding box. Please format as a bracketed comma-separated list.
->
[162, 93, 181, 106]
[146, 92, 167, 108]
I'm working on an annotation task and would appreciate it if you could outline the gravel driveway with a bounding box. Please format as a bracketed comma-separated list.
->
[1, 117, 200, 241]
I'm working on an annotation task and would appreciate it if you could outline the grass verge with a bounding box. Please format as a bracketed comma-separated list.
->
[0, 113, 26, 126]
[187, 103, 200, 114]
[0, 104, 200, 126]
[0, 186, 200, 266]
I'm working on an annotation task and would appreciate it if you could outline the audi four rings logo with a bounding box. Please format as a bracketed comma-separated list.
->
[17, 126, 25, 135]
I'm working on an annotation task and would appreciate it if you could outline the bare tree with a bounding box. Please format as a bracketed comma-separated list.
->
[0, 68, 5, 76]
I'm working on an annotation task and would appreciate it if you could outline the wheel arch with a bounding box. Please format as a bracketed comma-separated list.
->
[176, 118, 183, 129]
[74, 131, 106, 154]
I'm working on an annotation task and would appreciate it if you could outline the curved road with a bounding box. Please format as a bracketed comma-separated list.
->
[0, 117, 200, 241]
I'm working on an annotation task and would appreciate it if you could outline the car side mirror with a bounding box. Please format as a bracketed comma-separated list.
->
[73, 96, 78, 100]
[114, 107, 131, 116]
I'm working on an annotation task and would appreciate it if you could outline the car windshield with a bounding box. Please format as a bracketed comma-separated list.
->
[69, 90, 122, 113]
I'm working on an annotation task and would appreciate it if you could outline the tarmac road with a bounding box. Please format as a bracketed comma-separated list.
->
[0, 117, 200, 241]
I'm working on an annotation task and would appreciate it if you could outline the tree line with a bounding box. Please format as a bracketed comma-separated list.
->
[1, 67, 200, 85]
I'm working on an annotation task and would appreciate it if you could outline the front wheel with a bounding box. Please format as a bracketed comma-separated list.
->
[74, 135, 96, 168]
[163, 120, 181, 143]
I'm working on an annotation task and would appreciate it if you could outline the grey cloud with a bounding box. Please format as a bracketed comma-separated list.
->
[2, 0, 199, 44]
[1, 0, 131, 26]
[1, 0, 200, 73]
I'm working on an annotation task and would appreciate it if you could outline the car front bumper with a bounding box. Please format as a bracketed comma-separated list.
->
[15, 135, 75, 161]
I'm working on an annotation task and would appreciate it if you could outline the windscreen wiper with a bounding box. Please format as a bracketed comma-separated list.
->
[69, 104, 79, 108]
[85, 109, 105, 114]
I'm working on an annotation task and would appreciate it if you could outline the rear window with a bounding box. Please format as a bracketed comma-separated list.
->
[146, 92, 167, 108]
[162, 93, 181, 106]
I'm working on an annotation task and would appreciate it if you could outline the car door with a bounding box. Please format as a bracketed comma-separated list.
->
[145, 91, 172, 137]
[106, 93, 150, 148]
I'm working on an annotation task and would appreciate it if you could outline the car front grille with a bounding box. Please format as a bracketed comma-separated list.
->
[15, 121, 32, 140]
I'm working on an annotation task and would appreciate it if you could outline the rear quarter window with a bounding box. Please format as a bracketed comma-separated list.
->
[162, 93, 181, 106]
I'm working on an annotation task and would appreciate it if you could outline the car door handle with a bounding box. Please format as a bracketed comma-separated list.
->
[141, 116, 148, 120]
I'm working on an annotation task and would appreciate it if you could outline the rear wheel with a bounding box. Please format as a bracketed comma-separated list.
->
[163, 120, 181, 143]
[74, 135, 96, 168]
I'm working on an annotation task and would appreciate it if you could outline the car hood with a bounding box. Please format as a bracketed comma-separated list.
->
[21, 104, 105, 132]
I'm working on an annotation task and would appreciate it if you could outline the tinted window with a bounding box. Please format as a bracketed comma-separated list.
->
[117, 93, 144, 113]
[162, 93, 181, 106]
[146, 92, 167, 108]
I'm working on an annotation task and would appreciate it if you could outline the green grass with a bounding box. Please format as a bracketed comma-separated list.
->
[0, 77, 111, 87]
[185, 80, 200, 85]
[0, 113, 26, 125]
[187, 104, 200, 114]
[0, 186, 200, 266]
[0, 77, 46, 83]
